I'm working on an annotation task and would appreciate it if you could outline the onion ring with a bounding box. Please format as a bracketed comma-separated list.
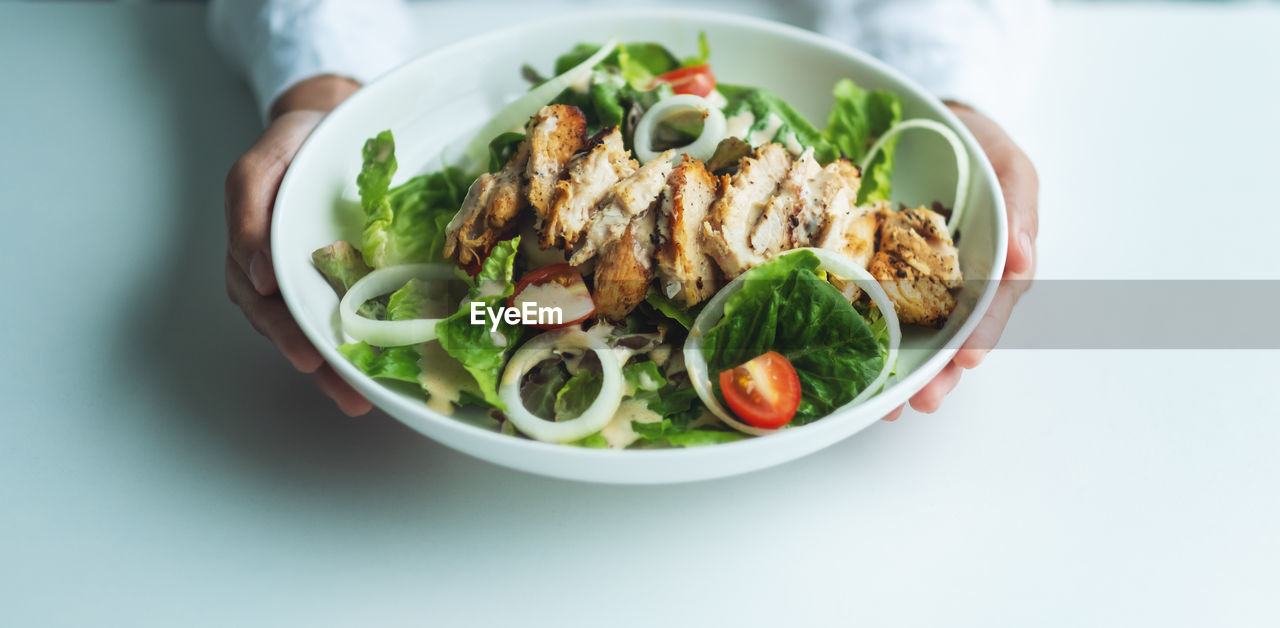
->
[633, 94, 727, 164]
[339, 264, 456, 346]
[859, 118, 970, 234]
[499, 328, 624, 443]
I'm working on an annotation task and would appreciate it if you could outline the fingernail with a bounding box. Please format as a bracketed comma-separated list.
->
[1018, 232, 1033, 263]
[249, 252, 274, 295]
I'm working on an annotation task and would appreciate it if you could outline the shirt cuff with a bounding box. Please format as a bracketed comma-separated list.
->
[210, 0, 419, 123]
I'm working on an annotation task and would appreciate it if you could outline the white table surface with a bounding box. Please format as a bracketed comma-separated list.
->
[2, 2, 1278, 626]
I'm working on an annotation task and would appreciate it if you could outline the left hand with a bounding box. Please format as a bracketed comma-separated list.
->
[881, 103, 1039, 421]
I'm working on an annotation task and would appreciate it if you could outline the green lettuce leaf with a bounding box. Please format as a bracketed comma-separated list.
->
[623, 361, 667, 393]
[719, 84, 838, 163]
[553, 41, 679, 82]
[519, 359, 571, 421]
[473, 235, 519, 293]
[311, 240, 372, 295]
[823, 79, 902, 203]
[434, 237, 523, 408]
[555, 370, 603, 421]
[386, 278, 437, 320]
[569, 432, 610, 449]
[644, 290, 697, 330]
[338, 342, 420, 385]
[357, 130, 473, 268]
[701, 251, 884, 424]
[338, 277, 454, 388]
[636, 383, 702, 429]
[487, 131, 526, 173]
[680, 31, 711, 68]
[312, 240, 384, 319]
[632, 420, 745, 447]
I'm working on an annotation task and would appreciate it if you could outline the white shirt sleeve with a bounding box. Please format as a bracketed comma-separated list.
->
[208, 0, 419, 122]
[814, 0, 1051, 125]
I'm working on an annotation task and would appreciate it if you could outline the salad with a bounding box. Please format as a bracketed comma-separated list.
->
[310, 35, 970, 448]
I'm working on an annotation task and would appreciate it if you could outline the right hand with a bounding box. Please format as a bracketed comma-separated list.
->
[224, 75, 373, 416]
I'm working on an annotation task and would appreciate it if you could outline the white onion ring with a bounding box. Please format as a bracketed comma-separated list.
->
[859, 118, 970, 234]
[633, 94, 727, 163]
[463, 38, 619, 170]
[683, 248, 902, 436]
[499, 328, 624, 443]
[339, 264, 456, 347]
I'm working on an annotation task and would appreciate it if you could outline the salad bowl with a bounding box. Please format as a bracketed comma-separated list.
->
[273, 9, 1006, 484]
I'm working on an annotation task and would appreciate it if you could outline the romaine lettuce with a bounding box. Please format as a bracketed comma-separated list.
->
[357, 131, 473, 268]
[631, 419, 745, 447]
[823, 79, 902, 203]
[701, 251, 885, 424]
[555, 370, 603, 420]
[434, 237, 524, 408]
[338, 341, 420, 385]
[718, 84, 838, 162]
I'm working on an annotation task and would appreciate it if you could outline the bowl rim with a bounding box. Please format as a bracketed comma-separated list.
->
[272, 7, 1008, 463]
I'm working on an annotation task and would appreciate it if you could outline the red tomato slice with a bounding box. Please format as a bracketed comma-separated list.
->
[509, 264, 595, 329]
[652, 64, 717, 98]
[718, 351, 802, 429]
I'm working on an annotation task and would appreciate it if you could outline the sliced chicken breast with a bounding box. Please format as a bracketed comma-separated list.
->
[593, 209, 657, 321]
[526, 104, 588, 222]
[749, 147, 820, 258]
[701, 142, 793, 278]
[544, 127, 637, 250]
[569, 150, 675, 265]
[793, 159, 862, 248]
[485, 140, 529, 229]
[655, 158, 722, 307]
[868, 206, 962, 328]
[443, 172, 500, 273]
[445, 111, 555, 271]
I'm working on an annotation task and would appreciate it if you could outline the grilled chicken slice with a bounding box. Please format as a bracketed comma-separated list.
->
[816, 202, 879, 301]
[656, 158, 722, 307]
[794, 159, 863, 248]
[544, 127, 636, 250]
[444, 174, 505, 273]
[702, 143, 793, 278]
[445, 114, 548, 271]
[593, 209, 657, 321]
[749, 147, 821, 258]
[526, 105, 588, 222]
[486, 140, 529, 229]
[868, 206, 962, 328]
[569, 150, 675, 265]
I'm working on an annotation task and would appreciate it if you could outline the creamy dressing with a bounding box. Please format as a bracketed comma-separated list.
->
[749, 113, 785, 146]
[704, 89, 728, 109]
[649, 345, 671, 368]
[599, 399, 664, 449]
[726, 111, 755, 140]
[417, 342, 472, 415]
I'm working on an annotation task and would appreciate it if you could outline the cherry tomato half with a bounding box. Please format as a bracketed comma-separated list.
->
[718, 351, 802, 429]
[652, 64, 717, 98]
[509, 264, 596, 329]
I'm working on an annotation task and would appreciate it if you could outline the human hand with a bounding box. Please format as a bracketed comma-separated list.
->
[224, 75, 374, 416]
[881, 103, 1039, 421]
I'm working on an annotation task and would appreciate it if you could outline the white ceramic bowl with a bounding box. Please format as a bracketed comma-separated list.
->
[273, 9, 1007, 484]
